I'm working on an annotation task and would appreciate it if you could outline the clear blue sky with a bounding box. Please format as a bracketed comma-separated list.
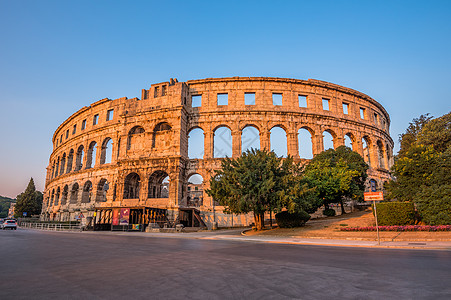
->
[1, 0, 450, 198]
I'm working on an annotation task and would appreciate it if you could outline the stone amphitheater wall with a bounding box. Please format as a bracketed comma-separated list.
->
[42, 77, 393, 228]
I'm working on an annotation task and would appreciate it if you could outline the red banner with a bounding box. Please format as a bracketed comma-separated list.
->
[112, 209, 120, 225]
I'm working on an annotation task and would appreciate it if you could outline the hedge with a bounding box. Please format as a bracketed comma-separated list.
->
[340, 225, 451, 232]
[374, 202, 415, 226]
[275, 211, 311, 228]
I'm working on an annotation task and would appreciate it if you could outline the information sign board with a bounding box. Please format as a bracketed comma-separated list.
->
[364, 191, 384, 201]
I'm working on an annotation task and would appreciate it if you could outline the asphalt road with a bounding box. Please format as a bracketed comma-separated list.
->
[0, 229, 450, 300]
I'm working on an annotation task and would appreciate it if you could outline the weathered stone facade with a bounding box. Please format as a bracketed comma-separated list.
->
[41, 77, 393, 228]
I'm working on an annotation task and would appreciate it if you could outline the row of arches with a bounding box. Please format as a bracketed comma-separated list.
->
[46, 171, 205, 209]
[50, 138, 113, 180]
[47, 179, 109, 207]
[188, 125, 391, 169]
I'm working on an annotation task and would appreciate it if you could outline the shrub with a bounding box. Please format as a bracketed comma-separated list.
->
[275, 210, 311, 228]
[375, 202, 415, 226]
[340, 225, 451, 231]
[323, 208, 336, 217]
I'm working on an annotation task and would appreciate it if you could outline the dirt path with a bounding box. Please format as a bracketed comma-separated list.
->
[246, 210, 451, 242]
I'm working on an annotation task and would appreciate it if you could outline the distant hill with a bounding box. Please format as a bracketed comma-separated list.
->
[0, 195, 16, 218]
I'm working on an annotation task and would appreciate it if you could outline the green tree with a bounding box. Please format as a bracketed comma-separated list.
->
[303, 146, 368, 214]
[386, 112, 451, 225]
[206, 149, 318, 230]
[416, 112, 451, 153]
[398, 114, 432, 157]
[14, 178, 43, 218]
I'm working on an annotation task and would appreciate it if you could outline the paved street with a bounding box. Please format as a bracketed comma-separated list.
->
[1, 229, 450, 299]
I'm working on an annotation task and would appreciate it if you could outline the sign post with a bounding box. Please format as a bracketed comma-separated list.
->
[364, 192, 384, 245]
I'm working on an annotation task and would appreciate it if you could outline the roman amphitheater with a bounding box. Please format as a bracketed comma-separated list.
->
[41, 77, 393, 230]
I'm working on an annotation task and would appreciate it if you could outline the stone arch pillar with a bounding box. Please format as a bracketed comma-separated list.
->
[204, 129, 214, 159]
[260, 130, 270, 151]
[313, 133, 324, 155]
[232, 129, 241, 157]
[335, 128, 345, 148]
[354, 132, 364, 157]
[287, 131, 299, 158]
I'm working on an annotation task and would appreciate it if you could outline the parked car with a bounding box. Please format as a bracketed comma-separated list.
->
[0, 218, 4, 229]
[2, 219, 17, 230]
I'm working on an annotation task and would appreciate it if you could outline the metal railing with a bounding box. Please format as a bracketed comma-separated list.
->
[20, 222, 82, 231]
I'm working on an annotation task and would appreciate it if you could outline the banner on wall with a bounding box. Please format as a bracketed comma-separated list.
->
[112, 209, 120, 225]
[119, 208, 130, 225]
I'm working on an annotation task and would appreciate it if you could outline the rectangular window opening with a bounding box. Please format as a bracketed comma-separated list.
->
[272, 93, 283, 106]
[93, 114, 99, 125]
[107, 109, 114, 121]
[162, 85, 167, 96]
[298, 95, 307, 108]
[154, 87, 159, 98]
[342, 103, 349, 115]
[81, 119, 87, 130]
[374, 113, 378, 125]
[217, 93, 228, 106]
[360, 108, 365, 119]
[322, 98, 330, 111]
[192, 95, 202, 108]
[65, 129, 69, 139]
[245, 92, 255, 105]
[72, 124, 76, 135]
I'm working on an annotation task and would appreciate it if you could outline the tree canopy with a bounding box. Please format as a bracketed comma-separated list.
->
[385, 112, 451, 224]
[14, 178, 43, 218]
[302, 146, 368, 214]
[206, 149, 319, 230]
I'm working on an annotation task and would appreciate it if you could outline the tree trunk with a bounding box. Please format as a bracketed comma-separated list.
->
[340, 200, 346, 215]
[270, 210, 273, 228]
[253, 212, 265, 231]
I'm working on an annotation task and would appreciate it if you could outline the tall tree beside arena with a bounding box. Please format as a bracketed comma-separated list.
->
[14, 178, 43, 218]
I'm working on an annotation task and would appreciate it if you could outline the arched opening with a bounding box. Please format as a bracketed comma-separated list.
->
[152, 122, 172, 148]
[188, 128, 204, 159]
[70, 183, 79, 204]
[81, 181, 92, 203]
[100, 138, 113, 164]
[96, 179, 109, 202]
[270, 126, 287, 157]
[61, 185, 68, 205]
[55, 187, 60, 206]
[55, 158, 60, 178]
[323, 130, 334, 151]
[242, 125, 260, 153]
[59, 153, 66, 175]
[75, 145, 84, 171]
[50, 189, 55, 206]
[344, 134, 353, 150]
[377, 140, 385, 169]
[127, 126, 145, 150]
[66, 149, 74, 173]
[386, 144, 392, 167]
[123, 173, 140, 199]
[86, 141, 97, 169]
[369, 179, 378, 192]
[214, 126, 232, 158]
[187, 174, 203, 207]
[298, 127, 313, 159]
[362, 137, 371, 167]
[148, 171, 170, 198]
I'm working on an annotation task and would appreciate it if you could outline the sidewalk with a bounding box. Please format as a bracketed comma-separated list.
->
[80, 228, 451, 250]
